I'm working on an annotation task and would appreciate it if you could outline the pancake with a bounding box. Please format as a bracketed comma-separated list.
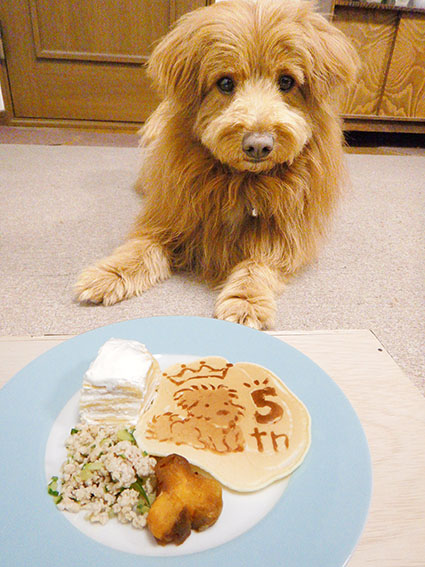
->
[135, 357, 311, 491]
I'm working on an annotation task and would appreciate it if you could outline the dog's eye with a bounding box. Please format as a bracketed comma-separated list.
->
[217, 77, 235, 94]
[278, 75, 295, 93]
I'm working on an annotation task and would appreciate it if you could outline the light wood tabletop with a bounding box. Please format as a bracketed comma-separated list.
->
[1, 330, 424, 566]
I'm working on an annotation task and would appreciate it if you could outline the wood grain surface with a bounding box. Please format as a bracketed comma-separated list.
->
[29, 0, 172, 64]
[380, 14, 425, 119]
[0, 0, 207, 122]
[333, 7, 398, 117]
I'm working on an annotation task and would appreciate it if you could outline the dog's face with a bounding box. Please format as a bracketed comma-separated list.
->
[195, 69, 312, 173]
[148, 0, 358, 173]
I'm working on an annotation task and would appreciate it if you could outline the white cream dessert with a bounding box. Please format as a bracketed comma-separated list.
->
[79, 338, 161, 425]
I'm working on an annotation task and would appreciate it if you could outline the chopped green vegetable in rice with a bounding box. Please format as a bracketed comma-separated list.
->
[48, 423, 156, 529]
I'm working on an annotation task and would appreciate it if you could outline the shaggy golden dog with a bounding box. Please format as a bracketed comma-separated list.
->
[75, 0, 359, 329]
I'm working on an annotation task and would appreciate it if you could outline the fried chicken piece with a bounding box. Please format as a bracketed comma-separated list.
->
[147, 454, 223, 545]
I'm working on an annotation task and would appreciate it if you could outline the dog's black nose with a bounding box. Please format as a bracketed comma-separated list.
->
[242, 132, 274, 160]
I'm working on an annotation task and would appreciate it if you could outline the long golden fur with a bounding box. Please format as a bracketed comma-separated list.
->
[75, 0, 359, 329]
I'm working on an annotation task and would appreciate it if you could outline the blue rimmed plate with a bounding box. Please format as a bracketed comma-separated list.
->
[0, 316, 371, 567]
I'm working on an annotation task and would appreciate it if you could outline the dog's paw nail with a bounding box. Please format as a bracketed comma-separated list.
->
[214, 297, 274, 330]
[74, 266, 127, 306]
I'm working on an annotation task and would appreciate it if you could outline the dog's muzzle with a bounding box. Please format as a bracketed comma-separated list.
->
[242, 132, 275, 161]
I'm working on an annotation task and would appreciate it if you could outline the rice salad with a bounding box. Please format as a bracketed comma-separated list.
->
[48, 423, 157, 529]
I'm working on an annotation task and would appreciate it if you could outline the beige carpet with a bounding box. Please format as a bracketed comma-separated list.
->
[1, 144, 424, 393]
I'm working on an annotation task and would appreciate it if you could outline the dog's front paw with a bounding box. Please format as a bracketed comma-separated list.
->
[214, 295, 275, 330]
[75, 238, 171, 306]
[74, 264, 130, 306]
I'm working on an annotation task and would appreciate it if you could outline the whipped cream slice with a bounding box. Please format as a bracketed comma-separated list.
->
[79, 338, 161, 425]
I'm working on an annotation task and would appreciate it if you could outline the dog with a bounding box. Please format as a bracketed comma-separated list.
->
[75, 0, 359, 330]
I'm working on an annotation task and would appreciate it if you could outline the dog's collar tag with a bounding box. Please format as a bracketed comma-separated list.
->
[251, 207, 258, 217]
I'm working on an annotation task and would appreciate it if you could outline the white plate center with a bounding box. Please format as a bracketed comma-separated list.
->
[44, 355, 289, 557]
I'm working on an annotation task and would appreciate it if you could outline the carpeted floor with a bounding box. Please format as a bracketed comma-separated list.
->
[1, 144, 424, 393]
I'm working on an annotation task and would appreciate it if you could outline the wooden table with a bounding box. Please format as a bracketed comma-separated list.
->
[1, 330, 424, 566]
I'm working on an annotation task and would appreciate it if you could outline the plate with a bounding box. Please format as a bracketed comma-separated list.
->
[0, 316, 371, 567]
[44, 354, 291, 557]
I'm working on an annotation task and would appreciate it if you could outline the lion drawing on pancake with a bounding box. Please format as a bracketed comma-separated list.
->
[146, 382, 246, 453]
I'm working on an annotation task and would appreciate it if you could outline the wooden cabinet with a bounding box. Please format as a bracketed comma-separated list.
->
[332, 1, 425, 133]
[0, 0, 209, 128]
[380, 14, 425, 119]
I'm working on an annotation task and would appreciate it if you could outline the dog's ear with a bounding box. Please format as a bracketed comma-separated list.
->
[147, 10, 204, 105]
[300, 9, 360, 103]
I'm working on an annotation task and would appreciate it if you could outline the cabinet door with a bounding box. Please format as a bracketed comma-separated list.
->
[333, 8, 397, 117]
[379, 14, 425, 119]
[0, 0, 208, 124]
